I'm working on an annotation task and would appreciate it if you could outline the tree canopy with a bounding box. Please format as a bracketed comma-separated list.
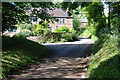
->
[2, 1, 120, 32]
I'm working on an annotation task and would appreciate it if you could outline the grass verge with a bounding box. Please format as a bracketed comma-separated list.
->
[88, 35, 120, 78]
[1, 35, 48, 78]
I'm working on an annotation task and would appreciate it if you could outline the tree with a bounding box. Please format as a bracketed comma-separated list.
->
[2, 2, 55, 32]
[86, 2, 106, 37]
[105, 2, 120, 30]
[2, 2, 29, 31]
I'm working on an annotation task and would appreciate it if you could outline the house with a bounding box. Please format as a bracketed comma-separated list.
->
[47, 8, 73, 31]
[28, 8, 73, 31]
[79, 18, 88, 27]
[28, 8, 88, 31]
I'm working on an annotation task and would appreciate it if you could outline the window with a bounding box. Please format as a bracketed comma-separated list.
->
[48, 27, 52, 31]
[8, 27, 17, 32]
[30, 17, 38, 23]
[56, 18, 65, 23]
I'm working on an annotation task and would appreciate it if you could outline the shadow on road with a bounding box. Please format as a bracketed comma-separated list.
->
[6, 38, 94, 80]
[45, 43, 93, 58]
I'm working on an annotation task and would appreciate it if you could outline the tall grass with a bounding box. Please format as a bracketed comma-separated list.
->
[88, 27, 120, 78]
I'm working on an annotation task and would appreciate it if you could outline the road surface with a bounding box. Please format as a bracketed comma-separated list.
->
[7, 37, 94, 80]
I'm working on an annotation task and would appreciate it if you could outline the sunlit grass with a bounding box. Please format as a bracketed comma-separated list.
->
[2, 36, 48, 78]
[88, 35, 119, 78]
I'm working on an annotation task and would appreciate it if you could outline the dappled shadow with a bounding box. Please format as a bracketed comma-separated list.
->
[89, 54, 120, 78]
[5, 38, 94, 80]
[9, 57, 90, 80]
[91, 38, 105, 55]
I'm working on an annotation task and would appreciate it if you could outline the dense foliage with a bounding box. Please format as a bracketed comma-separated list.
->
[37, 32, 79, 43]
[78, 2, 120, 78]
[89, 27, 119, 78]
[2, 2, 29, 31]
[2, 1, 120, 79]
[2, 2, 57, 31]
[2, 2, 81, 32]
[17, 21, 51, 36]
[59, 26, 70, 32]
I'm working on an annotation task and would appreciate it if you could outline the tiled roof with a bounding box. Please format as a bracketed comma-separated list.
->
[48, 8, 72, 18]
[26, 8, 72, 18]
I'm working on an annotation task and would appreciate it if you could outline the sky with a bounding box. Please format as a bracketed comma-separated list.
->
[103, 2, 109, 16]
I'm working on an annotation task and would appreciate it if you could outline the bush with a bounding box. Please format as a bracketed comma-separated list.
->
[73, 17, 81, 32]
[78, 27, 86, 35]
[60, 26, 69, 32]
[17, 21, 49, 36]
[80, 24, 98, 41]
[41, 21, 48, 28]
[17, 22, 36, 36]
[18, 29, 32, 37]
[37, 35, 59, 43]
[54, 28, 60, 33]
[71, 32, 79, 41]
[43, 29, 51, 35]
[61, 33, 73, 42]
[34, 28, 51, 36]
[18, 22, 36, 31]
[37, 32, 79, 43]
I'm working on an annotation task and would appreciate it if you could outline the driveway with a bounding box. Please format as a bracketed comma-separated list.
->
[8, 37, 94, 80]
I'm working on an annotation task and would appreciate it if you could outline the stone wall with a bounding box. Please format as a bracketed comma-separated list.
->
[31, 18, 73, 32]
[49, 18, 73, 31]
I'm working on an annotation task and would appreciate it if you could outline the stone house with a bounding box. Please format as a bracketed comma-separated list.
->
[28, 8, 88, 31]
[47, 8, 73, 31]
[79, 18, 88, 27]
[29, 8, 73, 32]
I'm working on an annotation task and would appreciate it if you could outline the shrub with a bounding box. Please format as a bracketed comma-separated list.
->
[43, 29, 51, 35]
[78, 27, 86, 35]
[18, 22, 36, 31]
[48, 36, 58, 43]
[73, 17, 81, 32]
[18, 29, 32, 37]
[34, 28, 51, 36]
[37, 35, 59, 43]
[71, 32, 79, 41]
[60, 26, 69, 32]
[41, 21, 48, 28]
[61, 33, 73, 42]
[17, 22, 36, 36]
[80, 24, 98, 41]
[69, 28, 76, 33]
[54, 28, 60, 33]
[36, 24, 43, 31]
[17, 21, 49, 36]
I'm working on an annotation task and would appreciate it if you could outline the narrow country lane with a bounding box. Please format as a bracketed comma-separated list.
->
[43, 37, 94, 57]
[7, 37, 94, 80]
